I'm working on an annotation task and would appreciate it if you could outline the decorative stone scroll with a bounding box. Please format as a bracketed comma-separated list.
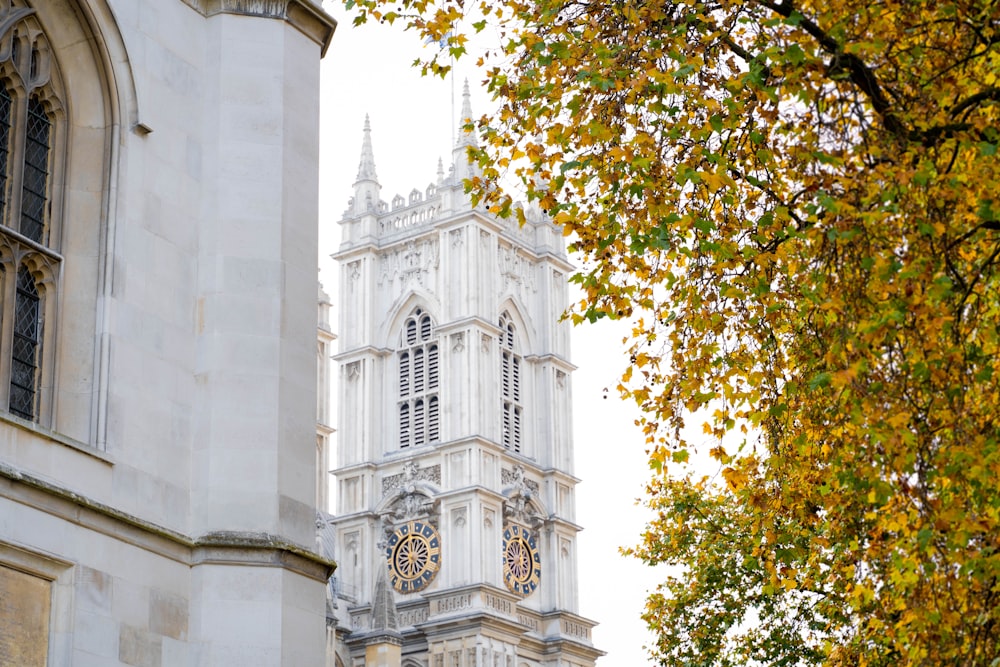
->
[501, 465, 539, 495]
[382, 462, 441, 495]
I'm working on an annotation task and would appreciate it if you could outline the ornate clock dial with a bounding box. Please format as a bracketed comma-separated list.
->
[385, 520, 441, 593]
[502, 524, 540, 597]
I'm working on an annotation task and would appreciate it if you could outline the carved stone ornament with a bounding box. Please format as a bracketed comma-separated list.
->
[382, 461, 441, 495]
[378, 461, 441, 549]
[501, 465, 539, 495]
[498, 244, 537, 298]
[377, 237, 439, 288]
[501, 464, 544, 530]
[0, 4, 58, 96]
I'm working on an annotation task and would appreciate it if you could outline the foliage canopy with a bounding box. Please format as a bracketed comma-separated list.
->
[344, 0, 1000, 663]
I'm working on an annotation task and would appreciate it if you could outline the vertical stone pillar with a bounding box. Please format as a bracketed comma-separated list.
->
[186, 3, 336, 665]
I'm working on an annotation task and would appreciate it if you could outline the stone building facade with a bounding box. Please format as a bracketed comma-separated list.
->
[0, 1, 337, 664]
[327, 88, 602, 667]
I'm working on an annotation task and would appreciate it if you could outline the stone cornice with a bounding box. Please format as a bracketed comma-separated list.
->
[179, 0, 337, 55]
[0, 463, 336, 582]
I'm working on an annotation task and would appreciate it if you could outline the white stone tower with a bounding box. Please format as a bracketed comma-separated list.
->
[331, 87, 601, 667]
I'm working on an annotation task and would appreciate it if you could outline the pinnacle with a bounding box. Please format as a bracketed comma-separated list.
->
[456, 78, 477, 148]
[370, 562, 399, 632]
[355, 113, 379, 183]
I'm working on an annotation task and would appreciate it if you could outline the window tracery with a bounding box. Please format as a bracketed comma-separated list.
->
[0, 6, 63, 423]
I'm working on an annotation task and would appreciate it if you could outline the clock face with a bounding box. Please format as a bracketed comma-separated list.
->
[385, 520, 441, 593]
[503, 524, 540, 597]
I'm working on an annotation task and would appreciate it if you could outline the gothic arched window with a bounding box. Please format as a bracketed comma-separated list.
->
[500, 312, 522, 453]
[398, 309, 439, 448]
[0, 23, 64, 424]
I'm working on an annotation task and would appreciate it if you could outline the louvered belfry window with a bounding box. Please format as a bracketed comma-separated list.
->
[398, 309, 439, 448]
[500, 313, 523, 452]
[0, 31, 62, 423]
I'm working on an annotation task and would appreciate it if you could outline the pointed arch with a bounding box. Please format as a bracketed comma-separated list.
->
[497, 296, 536, 353]
[0, 0, 140, 442]
[0, 0, 137, 442]
[378, 287, 442, 349]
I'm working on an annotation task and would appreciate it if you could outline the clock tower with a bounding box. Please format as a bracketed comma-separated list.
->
[329, 87, 601, 667]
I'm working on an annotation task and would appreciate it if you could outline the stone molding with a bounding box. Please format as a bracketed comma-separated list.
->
[193, 531, 336, 581]
[0, 463, 336, 583]
[0, 411, 113, 464]
[179, 0, 336, 55]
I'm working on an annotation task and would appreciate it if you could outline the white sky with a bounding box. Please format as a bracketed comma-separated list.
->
[317, 4, 666, 662]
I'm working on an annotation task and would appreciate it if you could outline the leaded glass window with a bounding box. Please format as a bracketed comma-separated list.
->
[0, 25, 63, 425]
[21, 96, 50, 244]
[0, 85, 12, 215]
[10, 267, 40, 419]
[398, 309, 440, 448]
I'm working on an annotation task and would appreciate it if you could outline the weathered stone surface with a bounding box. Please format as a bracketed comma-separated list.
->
[77, 566, 113, 614]
[150, 588, 188, 641]
[0, 565, 49, 667]
[119, 624, 163, 667]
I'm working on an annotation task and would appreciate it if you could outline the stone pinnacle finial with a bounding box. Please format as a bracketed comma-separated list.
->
[356, 114, 378, 183]
[456, 79, 477, 148]
[370, 563, 399, 633]
[437, 156, 445, 183]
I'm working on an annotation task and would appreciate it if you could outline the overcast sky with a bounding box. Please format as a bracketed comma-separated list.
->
[317, 4, 668, 662]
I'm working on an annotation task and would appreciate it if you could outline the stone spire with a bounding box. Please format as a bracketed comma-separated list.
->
[370, 564, 399, 633]
[355, 114, 378, 184]
[452, 80, 480, 181]
[455, 79, 478, 148]
[352, 115, 381, 215]
[363, 564, 402, 666]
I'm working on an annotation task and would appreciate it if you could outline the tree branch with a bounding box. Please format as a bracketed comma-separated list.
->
[754, 0, 908, 138]
[950, 86, 1000, 118]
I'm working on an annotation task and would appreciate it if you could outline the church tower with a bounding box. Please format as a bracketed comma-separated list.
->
[331, 86, 601, 667]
